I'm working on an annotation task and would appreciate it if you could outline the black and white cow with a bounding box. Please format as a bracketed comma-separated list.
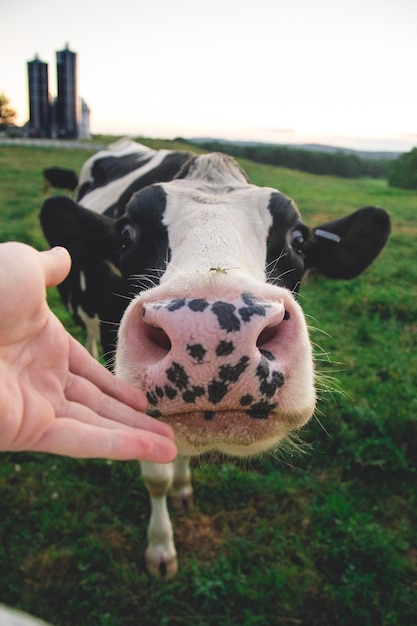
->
[41, 139, 191, 359]
[40, 138, 390, 576]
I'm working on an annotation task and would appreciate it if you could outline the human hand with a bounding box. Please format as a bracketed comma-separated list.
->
[0, 242, 177, 462]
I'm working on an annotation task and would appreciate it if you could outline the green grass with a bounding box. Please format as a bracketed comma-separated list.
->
[0, 139, 416, 626]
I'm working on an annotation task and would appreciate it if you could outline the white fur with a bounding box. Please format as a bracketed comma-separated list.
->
[80, 149, 171, 215]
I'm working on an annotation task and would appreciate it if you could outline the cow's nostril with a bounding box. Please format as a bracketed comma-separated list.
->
[257, 324, 280, 348]
[144, 324, 172, 351]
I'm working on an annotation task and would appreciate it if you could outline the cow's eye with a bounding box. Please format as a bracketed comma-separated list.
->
[120, 223, 136, 246]
[290, 228, 305, 252]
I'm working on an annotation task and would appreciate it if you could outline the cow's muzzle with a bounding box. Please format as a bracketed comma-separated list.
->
[116, 290, 315, 456]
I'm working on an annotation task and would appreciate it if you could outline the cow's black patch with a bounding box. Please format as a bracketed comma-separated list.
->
[256, 356, 285, 397]
[259, 349, 275, 361]
[187, 343, 207, 362]
[167, 298, 186, 311]
[148, 408, 162, 418]
[246, 401, 277, 419]
[241, 293, 257, 306]
[164, 385, 177, 400]
[260, 371, 285, 397]
[207, 357, 249, 404]
[114, 152, 190, 219]
[146, 391, 159, 406]
[204, 411, 215, 420]
[216, 340, 235, 357]
[207, 380, 229, 404]
[87, 152, 154, 192]
[239, 293, 268, 322]
[218, 356, 249, 383]
[211, 301, 241, 332]
[188, 298, 210, 312]
[155, 386, 164, 398]
[166, 362, 190, 390]
[240, 394, 254, 406]
[256, 356, 270, 381]
[182, 386, 205, 403]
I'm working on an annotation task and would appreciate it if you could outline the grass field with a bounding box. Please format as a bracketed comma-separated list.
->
[0, 138, 416, 626]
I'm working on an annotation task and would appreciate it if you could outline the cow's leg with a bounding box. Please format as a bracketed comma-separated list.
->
[77, 308, 101, 360]
[170, 455, 193, 510]
[140, 460, 178, 577]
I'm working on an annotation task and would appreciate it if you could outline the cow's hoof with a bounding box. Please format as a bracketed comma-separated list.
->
[146, 549, 178, 578]
[169, 487, 194, 512]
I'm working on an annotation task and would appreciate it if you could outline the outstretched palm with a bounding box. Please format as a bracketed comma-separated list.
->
[0, 242, 176, 462]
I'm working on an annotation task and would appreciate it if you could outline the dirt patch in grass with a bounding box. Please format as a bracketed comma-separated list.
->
[173, 511, 225, 564]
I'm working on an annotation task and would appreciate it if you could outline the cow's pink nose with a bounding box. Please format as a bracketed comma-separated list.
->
[135, 293, 291, 418]
[140, 294, 285, 360]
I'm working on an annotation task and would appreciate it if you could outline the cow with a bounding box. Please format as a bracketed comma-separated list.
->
[43, 167, 79, 196]
[40, 138, 390, 576]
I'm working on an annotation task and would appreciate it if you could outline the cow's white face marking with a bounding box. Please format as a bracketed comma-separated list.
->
[161, 182, 275, 284]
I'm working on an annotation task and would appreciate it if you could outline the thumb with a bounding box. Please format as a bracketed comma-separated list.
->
[41, 247, 72, 288]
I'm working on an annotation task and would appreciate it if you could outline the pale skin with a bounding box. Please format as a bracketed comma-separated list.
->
[0, 242, 177, 463]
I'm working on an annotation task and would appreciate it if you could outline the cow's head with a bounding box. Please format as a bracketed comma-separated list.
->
[41, 152, 390, 457]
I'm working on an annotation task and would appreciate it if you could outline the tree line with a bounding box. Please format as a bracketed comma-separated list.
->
[193, 139, 392, 180]
[388, 148, 417, 189]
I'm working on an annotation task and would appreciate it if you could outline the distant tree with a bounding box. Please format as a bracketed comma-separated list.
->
[0, 93, 17, 129]
[389, 148, 417, 189]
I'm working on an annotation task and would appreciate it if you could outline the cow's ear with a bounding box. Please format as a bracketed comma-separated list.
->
[40, 196, 122, 266]
[304, 206, 391, 279]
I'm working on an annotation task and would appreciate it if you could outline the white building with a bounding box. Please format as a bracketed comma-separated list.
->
[78, 98, 91, 139]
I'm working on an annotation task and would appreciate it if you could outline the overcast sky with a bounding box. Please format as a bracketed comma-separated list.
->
[2, 0, 417, 151]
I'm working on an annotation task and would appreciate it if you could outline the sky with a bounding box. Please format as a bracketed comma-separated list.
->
[2, 0, 417, 152]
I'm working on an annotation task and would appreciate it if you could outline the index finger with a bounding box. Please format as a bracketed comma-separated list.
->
[32, 416, 178, 462]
